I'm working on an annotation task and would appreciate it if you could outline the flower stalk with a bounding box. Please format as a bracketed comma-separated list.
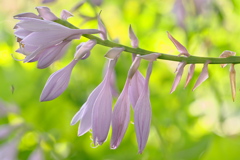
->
[54, 19, 240, 65]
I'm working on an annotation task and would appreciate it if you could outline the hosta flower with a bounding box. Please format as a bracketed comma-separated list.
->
[193, 60, 211, 91]
[128, 26, 145, 108]
[28, 147, 44, 160]
[40, 59, 79, 101]
[14, 7, 100, 66]
[185, 64, 195, 88]
[229, 64, 236, 101]
[170, 62, 186, 93]
[71, 48, 124, 145]
[111, 56, 141, 149]
[0, 138, 19, 160]
[111, 78, 130, 149]
[41, 41, 96, 101]
[134, 54, 159, 153]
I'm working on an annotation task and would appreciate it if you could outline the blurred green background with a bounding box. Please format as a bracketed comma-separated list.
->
[1, 0, 240, 159]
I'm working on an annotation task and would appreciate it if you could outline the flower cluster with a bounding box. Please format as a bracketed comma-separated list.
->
[14, 6, 237, 153]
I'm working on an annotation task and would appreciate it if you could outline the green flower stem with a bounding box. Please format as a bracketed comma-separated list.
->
[56, 19, 240, 64]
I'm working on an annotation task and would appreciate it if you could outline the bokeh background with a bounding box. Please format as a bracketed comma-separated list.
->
[1, 0, 240, 159]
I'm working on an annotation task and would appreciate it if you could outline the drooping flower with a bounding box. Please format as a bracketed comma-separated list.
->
[28, 147, 44, 160]
[128, 26, 145, 108]
[110, 56, 141, 149]
[0, 138, 19, 160]
[134, 53, 159, 153]
[40, 59, 79, 101]
[229, 64, 236, 101]
[111, 77, 131, 149]
[193, 60, 211, 91]
[0, 125, 15, 139]
[219, 50, 236, 68]
[185, 64, 195, 88]
[129, 25, 139, 48]
[134, 65, 151, 154]
[14, 7, 100, 65]
[40, 41, 96, 101]
[98, 14, 107, 40]
[170, 61, 187, 93]
[71, 48, 124, 145]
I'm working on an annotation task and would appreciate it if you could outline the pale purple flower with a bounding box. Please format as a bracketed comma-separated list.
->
[129, 25, 139, 48]
[129, 71, 145, 108]
[167, 32, 190, 57]
[28, 147, 44, 160]
[185, 64, 195, 88]
[170, 62, 186, 93]
[193, 60, 211, 91]
[229, 64, 236, 101]
[71, 48, 124, 145]
[111, 78, 130, 149]
[0, 125, 14, 139]
[35, 40, 71, 69]
[128, 57, 144, 108]
[102, 61, 119, 97]
[74, 40, 97, 60]
[128, 27, 145, 108]
[90, 0, 103, 6]
[98, 15, 107, 40]
[0, 139, 19, 160]
[219, 50, 236, 68]
[40, 59, 79, 101]
[42, 0, 56, 3]
[36, 7, 58, 21]
[110, 56, 141, 149]
[61, 10, 73, 20]
[91, 63, 113, 145]
[0, 101, 19, 118]
[134, 61, 153, 154]
[133, 53, 159, 153]
[172, 0, 186, 29]
[14, 7, 100, 63]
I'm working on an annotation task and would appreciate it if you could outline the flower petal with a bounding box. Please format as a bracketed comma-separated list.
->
[77, 82, 105, 136]
[129, 25, 139, 48]
[128, 56, 141, 79]
[28, 148, 44, 160]
[170, 62, 186, 93]
[37, 40, 71, 69]
[129, 71, 145, 108]
[185, 64, 195, 88]
[138, 53, 160, 61]
[13, 12, 40, 19]
[61, 10, 73, 20]
[167, 32, 190, 57]
[98, 15, 107, 40]
[92, 79, 112, 145]
[192, 61, 211, 91]
[229, 64, 236, 101]
[111, 78, 130, 149]
[104, 47, 125, 60]
[134, 62, 153, 154]
[36, 6, 58, 21]
[219, 50, 236, 68]
[40, 60, 78, 101]
[74, 40, 96, 60]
